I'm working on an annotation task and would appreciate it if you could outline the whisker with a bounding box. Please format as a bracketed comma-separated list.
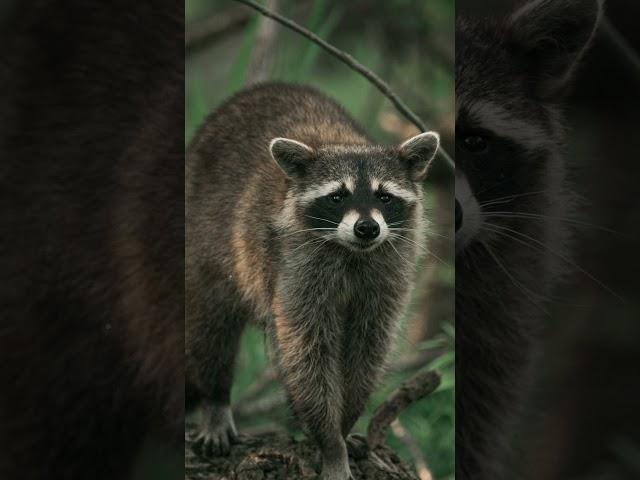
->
[387, 220, 408, 226]
[307, 235, 334, 257]
[290, 235, 329, 253]
[478, 226, 591, 308]
[390, 227, 451, 240]
[483, 221, 625, 302]
[387, 240, 414, 269]
[479, 240, 551, 316]
[427, 231, 452, 239]
[480, 212, 619, 234]
[276, 227, 336, 239]
[389, 233, 450, 267]
[478, 190, 548, 208]
[304, 215, 339, 225]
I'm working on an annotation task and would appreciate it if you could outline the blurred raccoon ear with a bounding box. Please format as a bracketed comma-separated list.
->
[398, 131, 440, 182]
[508, 0, 603, 98]
[269, 138, 314, 179]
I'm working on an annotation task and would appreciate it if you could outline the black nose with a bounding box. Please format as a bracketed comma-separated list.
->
[354, 218, 380, 240]
[455, 199, 463, 232]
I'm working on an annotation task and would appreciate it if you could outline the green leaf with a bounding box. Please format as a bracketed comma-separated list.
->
[227, 13, 261, 92]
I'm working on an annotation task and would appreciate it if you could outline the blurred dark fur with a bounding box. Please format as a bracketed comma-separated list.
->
[455, 1, 603, 478]
[0, 1, 183, 478]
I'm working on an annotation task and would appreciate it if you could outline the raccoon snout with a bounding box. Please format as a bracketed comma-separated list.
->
[354, 218, 380, 240]
[455, 198, 463, 232]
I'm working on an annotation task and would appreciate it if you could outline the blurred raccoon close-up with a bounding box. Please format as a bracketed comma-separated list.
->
[456, 0, 640, 478]
[0, 1, 184, 479]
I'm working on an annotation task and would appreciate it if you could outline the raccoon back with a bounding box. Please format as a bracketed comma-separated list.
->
[186, 83, 371, 312]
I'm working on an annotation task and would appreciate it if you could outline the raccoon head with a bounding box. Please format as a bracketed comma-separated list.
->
[270, 132, 439, 252]
[455, 0, 602, 254]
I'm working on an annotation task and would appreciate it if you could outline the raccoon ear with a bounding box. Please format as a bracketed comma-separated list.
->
[508, 0, 603, 98]
[269, 138, 314, 179]
[398, 131, 440, 182]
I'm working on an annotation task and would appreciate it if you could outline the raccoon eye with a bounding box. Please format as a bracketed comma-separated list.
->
[377, 193, 392, 204]
[461, 135, 488, 154]
[329, 193, 344, 204]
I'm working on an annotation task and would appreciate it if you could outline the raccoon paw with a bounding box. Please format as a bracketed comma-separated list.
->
[191, 404, 238, 458]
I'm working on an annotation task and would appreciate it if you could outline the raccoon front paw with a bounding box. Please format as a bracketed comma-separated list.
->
[191, 404, 238, 458]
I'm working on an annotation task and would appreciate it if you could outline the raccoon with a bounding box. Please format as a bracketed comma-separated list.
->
[186, 83, 439, 480]
[455, 0, 603, 478]
[0, 1, 183, 479]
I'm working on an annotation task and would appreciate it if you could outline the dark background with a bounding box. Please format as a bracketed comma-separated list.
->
[459, 1, 640, 478]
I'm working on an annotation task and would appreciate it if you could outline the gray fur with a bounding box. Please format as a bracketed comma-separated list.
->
[186, 83, 437, 480]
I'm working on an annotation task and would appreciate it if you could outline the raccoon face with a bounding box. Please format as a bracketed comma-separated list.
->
[455, 0, 602, 254]
[270, 132, 439, 252]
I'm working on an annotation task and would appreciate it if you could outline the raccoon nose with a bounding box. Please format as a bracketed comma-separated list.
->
[455, 199, 463, 232]
[354, 218, 380, 240]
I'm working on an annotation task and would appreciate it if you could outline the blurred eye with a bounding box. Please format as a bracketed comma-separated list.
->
[378, 193, 392, 204]
[329, 193, 343, 204]
[461, 135, 489, 154]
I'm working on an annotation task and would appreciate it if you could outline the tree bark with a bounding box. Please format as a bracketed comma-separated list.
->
[185, 428, 420, 480]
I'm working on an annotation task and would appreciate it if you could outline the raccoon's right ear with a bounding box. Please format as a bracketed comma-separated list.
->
[508, 0, 604, 98]
[269, 138, 315, 180]
[398, 131, 440, 182]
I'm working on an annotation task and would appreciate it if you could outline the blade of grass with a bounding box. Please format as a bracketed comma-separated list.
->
[297, 7, 343, 80]
[227, 12, 261, 91]
[185, 71, 209, 143]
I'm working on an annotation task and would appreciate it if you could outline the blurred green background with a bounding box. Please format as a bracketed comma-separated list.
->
[186, 1, 454, 478]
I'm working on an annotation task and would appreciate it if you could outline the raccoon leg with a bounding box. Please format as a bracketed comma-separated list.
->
[271, 294, 353, 480]
[341, 302, 397, 437]
[187, 303, 247, 457]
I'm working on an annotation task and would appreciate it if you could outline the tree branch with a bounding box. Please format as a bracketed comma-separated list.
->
[185, 428, 421, 479]
[367, 369, 442, 447]
[232, 0, 455, 170]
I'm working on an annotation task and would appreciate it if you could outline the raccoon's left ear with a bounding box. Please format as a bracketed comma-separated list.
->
[398, 131, 440, 182]
[269, 138, 315, 180]
[508, 0, 604, 98]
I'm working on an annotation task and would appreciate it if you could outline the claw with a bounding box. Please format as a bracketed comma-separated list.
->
[190, 404, 238, 459]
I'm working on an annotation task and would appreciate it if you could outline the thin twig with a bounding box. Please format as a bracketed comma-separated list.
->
[391, 419, 433, 480]
[232, 0, 455, 170]
[367, 369, 441, 447]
